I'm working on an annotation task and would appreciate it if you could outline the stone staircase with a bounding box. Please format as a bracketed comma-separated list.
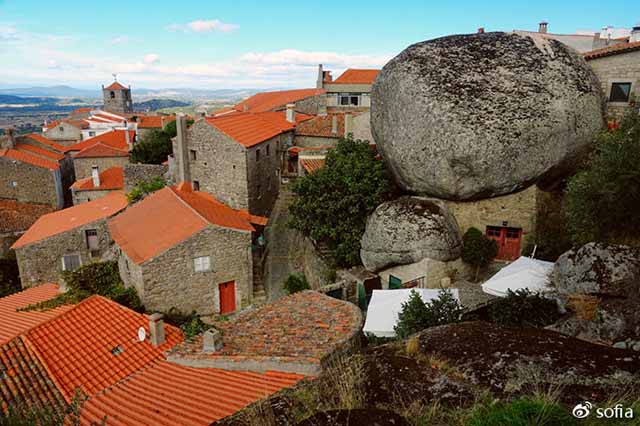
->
[252, 250, 267, 306]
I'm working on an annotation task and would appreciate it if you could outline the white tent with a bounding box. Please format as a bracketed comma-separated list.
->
[363, 288, 460, 338]
[481, 256, 554, 297]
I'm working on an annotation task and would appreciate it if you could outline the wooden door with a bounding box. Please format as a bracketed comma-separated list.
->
[486, 226, 522, 261]
[218, 281, 236, 314]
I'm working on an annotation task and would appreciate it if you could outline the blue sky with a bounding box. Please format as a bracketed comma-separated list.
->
[0, 0, 637, 89]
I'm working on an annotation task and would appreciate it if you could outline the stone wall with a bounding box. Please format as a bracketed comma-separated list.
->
[377, 257, 474, 289]
[121, 225, 253, 316]
[245, 134, 283, 216]
[290, 94, 325, 115]
[0, 157, 60, 207]
[74, 156, 130, 180]
[587, 50, 640, 119]
[14, 218, 112, 288]
[102, 87, 132, 114]
[0, 232, 20, 259]
[44, 122, 82, 143]
[294, 135, 339, 148]
[352, 111, 373, 142]
[290, 233, 334, 290]
[72, 189, 115, 205]
[123, 163, 168, 192]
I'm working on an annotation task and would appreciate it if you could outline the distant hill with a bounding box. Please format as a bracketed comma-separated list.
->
[133, 99, 190, 111]
[0, 86, 100, 98]
[0, 94, 58, 104]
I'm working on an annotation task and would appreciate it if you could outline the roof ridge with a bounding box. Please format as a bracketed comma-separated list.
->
[168, 186, 213, 227]
[20, 334, 71, 403]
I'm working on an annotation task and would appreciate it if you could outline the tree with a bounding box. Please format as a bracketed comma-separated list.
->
[130, 129, 172, 164]
[565, 112, 640, 246]
[394, 289, 464, 339]
[283, 273, 310, 294]
[288, 137, 393, 267]
[163, 118, 194, 138]
[461, 227, 498, 281]
[127, 176, 166, 203]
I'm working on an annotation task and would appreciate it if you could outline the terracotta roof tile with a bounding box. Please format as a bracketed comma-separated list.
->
[105, 81, 129, 91]
[0, 200, 55, 234]
[300, 158, 325, 174]
[12, 192, 128, 249]
[0, 148, 60, 170]
[109, 185, 261, 264]
[71, 166, 124, 191]
[332, 69, 379, 85]
[584, 40, 640, 59]
[44, 119, 89, 130]
[74, 142, 129, 159]
[233, 88, 325, 113]
[23, 133, 68, 152]
[295, 113, 346, 137]
[137, 115, 175, 129]
[0, 284, 73, 345]
[14, 143, 64, 161]
[79, 361, 303, 426]
[67, 130, 133, 153]
[25, 296, 183, 400]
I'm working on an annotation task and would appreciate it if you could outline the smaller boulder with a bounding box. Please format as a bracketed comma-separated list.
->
[360, 197, 462, 272]
[553, 243, 640, 297]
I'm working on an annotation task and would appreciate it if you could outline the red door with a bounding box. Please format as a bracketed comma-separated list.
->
[486, 226, 522, 261]
[219, 281, 236, 314]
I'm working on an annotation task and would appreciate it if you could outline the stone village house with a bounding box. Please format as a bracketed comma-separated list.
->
[11, 192, 128, 287]
[66, 129, 133, 179]
[108, 182, 267, 316]
[42, 119, 88, 145]
[70, 166, 124, 205]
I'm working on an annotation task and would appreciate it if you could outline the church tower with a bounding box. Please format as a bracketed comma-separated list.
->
[102, 77, 133, 114]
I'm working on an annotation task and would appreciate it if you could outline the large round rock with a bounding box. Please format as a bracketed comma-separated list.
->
[371, 32, 604, 200]
[360, 196, 462, 272]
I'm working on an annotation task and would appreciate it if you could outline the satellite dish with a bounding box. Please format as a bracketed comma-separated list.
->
[137, 327, 146, 342]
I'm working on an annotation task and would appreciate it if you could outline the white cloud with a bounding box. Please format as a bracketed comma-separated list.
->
[143, 53, 160, 64]
[110, 35, 130, 45]
[166, 19, 239, 34]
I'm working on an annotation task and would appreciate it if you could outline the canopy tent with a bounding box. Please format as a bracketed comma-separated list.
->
[363, 288, 460, 338]
[481, 256, 554, 297]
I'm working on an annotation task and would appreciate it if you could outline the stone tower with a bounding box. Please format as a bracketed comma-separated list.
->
[102, 80, 133, 114]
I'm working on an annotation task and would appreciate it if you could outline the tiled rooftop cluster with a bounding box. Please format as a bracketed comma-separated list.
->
[0, 200, 56, 234]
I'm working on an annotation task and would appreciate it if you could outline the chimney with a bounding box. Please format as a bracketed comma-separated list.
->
[176, 113, 191, 184]
[242, 103, 249, 112]
[91, 165, 100, 188]
[631, 23, 640, 43]
[478, 27, 485, 34]
[5, 127, 15, 149]
[149, 313, 165, 346]
[318, 104, 328, 117]
[317, 64, 324, 89]
[331, 115, 338, 134]
[344, 112, 353, 139]
[203, 328, 223, 352]
[538, 21, 548, 34]
[124, 129, 131, 150]
[286, 104, 296, 123]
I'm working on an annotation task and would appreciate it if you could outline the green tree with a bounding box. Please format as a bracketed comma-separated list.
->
[462, 227, 498, 281]
[288, 137, 393, 267]
[130, 129, 172, 164]
[163, 118, 194, 138]
[394, 289, 464, 339]
[283, 273, 310, 295]
[565, 112, 640, 246]
[127, 176, 166, 203]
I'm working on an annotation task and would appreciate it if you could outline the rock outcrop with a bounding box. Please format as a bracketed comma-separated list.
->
[360, 197, 462, 272]
[371, 32, 604, 200]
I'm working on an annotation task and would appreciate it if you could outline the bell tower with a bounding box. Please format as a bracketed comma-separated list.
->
[102, 75, 133, 114]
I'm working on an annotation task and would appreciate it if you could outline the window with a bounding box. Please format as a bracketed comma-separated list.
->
[610, 83, 632, 102]
[256, 149, 261, 162]
[89, 131, 96, 137]
[110, 91, 115, 99]
[339, 93, 359, 106]
[85, 229, 99, 250]
[266, 144, 270, 156]
[62, 254, 81, 271]
[193, 180, 200, 191]
[189, 150, 197, 161]
[194, 256, 211, 272]
[486, 226, 502, 237]
[59, 126, 64, 132]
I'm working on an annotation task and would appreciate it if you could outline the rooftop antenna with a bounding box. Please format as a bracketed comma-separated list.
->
[112, 73, 118, 82]
[137, 327, 146, 342]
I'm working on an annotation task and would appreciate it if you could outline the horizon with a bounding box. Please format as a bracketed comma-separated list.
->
[1, 0, 637, 90]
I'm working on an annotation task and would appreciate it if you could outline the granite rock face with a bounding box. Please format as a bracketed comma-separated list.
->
[371, 32, 604, 200]
[360, 197, 462, 272]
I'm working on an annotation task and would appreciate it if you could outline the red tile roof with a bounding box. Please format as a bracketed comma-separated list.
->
[71, 166, 124, 191]
[14, 143, 64, 161]
[12, 192, 128, 249]
[300, 158, 326, 174]
[0, 335, 67, 413]
[0, 284, 73, 345]
[0, 148, 60, 170]
[23, 133, 68, 152]
[25, 296, 182, 400]
[583, 40, 640, 59]
[44, 119, 89, 130]
[105, 81, 129, 91]
[332, 69, 379, 85]
[79, 360, 304, 426]
[0, 200, 55, 234]
[205, 111, 310, 148]
[74, 142, 129, 159]
[67, 130, 133, 153]
[233, 88, 325, 113]
[109, 184, 262, 264]
[137, 115, 176, 129]
[295, 113, 347, 138]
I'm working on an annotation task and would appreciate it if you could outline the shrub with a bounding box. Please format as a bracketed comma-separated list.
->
[394, 289, 464, 339]
[488, 289, 560, 328]
[462, 227, 498, 281]
[466, 397, 576, 426]
[127, 175, 166, 203]
[288, 137, 394, 267]
[130, 129, 172, 164]
[283, 273, 310, 294]
[523, 191, 572, 262]
[162, 308, 210, 339]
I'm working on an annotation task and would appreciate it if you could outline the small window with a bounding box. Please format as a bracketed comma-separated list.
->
[194, 256, 211, 272]
[256, 149, 261, 162]
[189, 150, 197, 161]
[193, 180, 200, 191]
[62, 254, 81, 271]
[110, 91, 115, 99]
[266, 144, 270, 156]
[59, 126, 64, 132]
[610, 83, 632, 102]
[89, 131, 96, 137]
[111, 346, 125, 356]
[350, 96, 359, 106]
[85, 229, 99, 250]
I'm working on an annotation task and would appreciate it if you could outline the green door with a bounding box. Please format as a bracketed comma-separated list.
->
[389, 275, 402, 290]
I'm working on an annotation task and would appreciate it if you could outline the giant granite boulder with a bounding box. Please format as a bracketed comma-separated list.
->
[360, 196, 462, 272]
[371, 32, 604, 200]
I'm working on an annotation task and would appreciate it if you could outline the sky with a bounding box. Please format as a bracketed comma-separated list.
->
[0, 0, 637, 89]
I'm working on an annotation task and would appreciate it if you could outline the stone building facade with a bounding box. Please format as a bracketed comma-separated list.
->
[102, 81, 133, 114]
[123, 163, 168, 192]
[74, 156, 130, 180]
[0, 157, 62, 207]
[43, 121, 84, 145]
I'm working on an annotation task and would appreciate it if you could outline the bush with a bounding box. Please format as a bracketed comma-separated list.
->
[289, 137, 394, 267]
[283, 273, 310, 295]
[488, 289, 560, 328]
[565, 112, 640, 246]
[161, 308, 209, 340]
[466, 397, 576, 426]
[130, 129, 172, 164]
[127, 175, 166, 203]
[462, 227, 498, 281]
[523, 191, 572, 262]
[394, 289, 464, 339]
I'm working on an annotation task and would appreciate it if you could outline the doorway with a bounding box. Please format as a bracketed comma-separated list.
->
[486, 226, 522, 261]
[218, 281, 236, 314]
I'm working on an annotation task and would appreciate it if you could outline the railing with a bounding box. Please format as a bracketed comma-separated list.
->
[402, 276, 426, 289]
